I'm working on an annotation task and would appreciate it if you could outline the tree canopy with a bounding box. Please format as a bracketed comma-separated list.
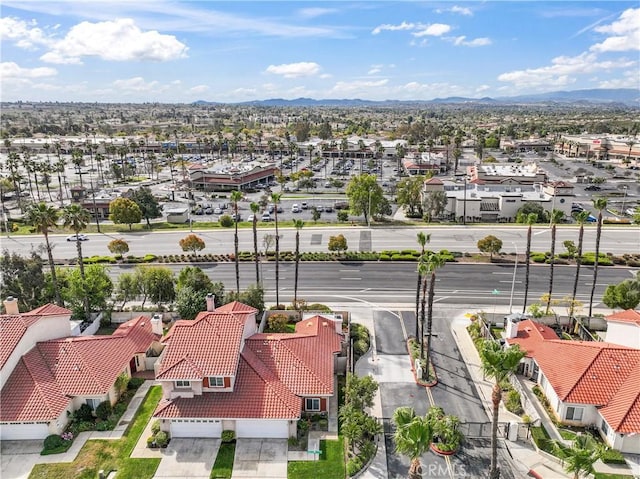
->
[345, 174, 385, 224]
[131, 186, 162, 228]
[109, 197, 142, 230]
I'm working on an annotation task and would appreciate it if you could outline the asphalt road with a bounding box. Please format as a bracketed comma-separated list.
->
[101, 261, 634, 308]
[3, 224, 638, 259]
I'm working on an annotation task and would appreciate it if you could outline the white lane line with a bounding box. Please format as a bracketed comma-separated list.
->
[499, 280, 522, 284]
[341, 277, 362, 280]
[492, 272, 513, 275]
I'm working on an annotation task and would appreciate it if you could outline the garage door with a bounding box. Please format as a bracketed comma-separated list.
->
[236, 420, 289, 438]
[0, 423, 49, 440]
[170, 419, 222, 438]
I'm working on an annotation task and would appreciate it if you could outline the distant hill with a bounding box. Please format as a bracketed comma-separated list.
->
[194, 88, 639, 107]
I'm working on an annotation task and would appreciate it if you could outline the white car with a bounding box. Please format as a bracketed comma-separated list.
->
[66, 234, 89, 242]
[291, 204, 301, 213]
[247, 214, 255, 222]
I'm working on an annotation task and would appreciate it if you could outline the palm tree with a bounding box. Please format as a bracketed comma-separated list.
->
[570, 211, 591, 320]
[550, 433, 605, 479]
[293, 219, 304, 307]
[415, 232, 431, 340]
[588, 198, 608, 317]
[250, 202, 261, 284]
[545, 209, 565, 315]
[479, 341, 525, 479]
[522, 212, 538, 313]
[423, 252, 446, 381]
[62, 204, 91, 318]
[230, 190, 243, 293]
[392, 406, 434, 479]
[24, 202, 63, 306]
[271, 192, 282, 307]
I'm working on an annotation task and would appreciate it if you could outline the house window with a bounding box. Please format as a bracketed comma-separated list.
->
[86, 398, 100, 410]
[565, 406, 583, 421]
[175, 380, 191, 388]
[209, 377, 224, 387]
[305, 398, 321, 411]
[601, 419, 609, 436]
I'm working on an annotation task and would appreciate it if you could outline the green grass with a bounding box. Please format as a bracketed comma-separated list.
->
[558, 428, 577, 440]
[29, 386, 162, 479]
[594, 474, 634, 479]
[210, 442, 235, 478]
[288, 438, 345, 479]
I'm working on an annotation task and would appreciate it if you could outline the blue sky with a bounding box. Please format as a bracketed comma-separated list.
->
[1, 1, 638, 103]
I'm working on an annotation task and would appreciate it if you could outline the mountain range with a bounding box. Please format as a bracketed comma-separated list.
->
[195, 88, 639, 107]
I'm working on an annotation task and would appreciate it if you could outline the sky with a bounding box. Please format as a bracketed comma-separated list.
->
[1, 1, 639, 103]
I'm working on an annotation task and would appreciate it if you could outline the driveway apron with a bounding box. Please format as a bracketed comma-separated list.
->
[154, 438, 220, 478]
[232, 439, 287, 479]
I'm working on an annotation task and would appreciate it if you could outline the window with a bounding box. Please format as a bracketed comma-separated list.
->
[565, 406, 583, 421]
[305, 398, 320, 412]
[86, 398, 100, 410]
[209, 377, 224, 387]
[175, 380, 191, 388]
[601, 419, 609, 436]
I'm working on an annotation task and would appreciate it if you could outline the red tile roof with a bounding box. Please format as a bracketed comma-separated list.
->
[606, 310, 640, 326]
[0, 315, 158, 422]
[0, 304, 72, 370]
[507, 319, 640, 434]
[214, 301, 258, 314]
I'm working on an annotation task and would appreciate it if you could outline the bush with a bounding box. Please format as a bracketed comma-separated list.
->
[74, 403, 94, 422]
[305, 303, 332, 312]
[43, 434, 65, 450]
[267, 313, 290, 333]
[602, 448, 626, 464]
[95, 401, 113, 421]
[155, 431, 169, 447]
[95, 419, 115, 431]
[346, 456, 363, 476]
[221, 430, 235, 443]
[128, 377, 145, 390]
[505, 389, 524, 416]
[151, 420, 161, 435]
[219, 214, 234, 227]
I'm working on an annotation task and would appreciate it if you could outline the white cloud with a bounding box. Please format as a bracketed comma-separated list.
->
[450, 36, 492, 47]
[330, 79, 389, 94]
[189, 85, 209, 94]
[413, 23, 451, 37]
[450, 6, 473, 16]
[597, 70, 640, 89]
[368, 67, 382, 75]
[0, 17, 50, 49]
[476, 85, 491, 93]
[371, 21, 416, 35]
[113, 77, 160, 93]
[40, 18, 188, 64]
[0, 61, 57, 78]
[297, 7, 338, 19]
[265, 62, 321, 78]
[591, 8, 640, 52]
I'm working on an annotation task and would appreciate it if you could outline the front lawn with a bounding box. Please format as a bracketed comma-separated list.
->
[288, 438, 345, 479]
[210, 442, 235, 478]
[29, 386, 162, 479]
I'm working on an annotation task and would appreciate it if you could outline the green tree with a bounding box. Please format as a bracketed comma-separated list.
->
[516, 203, 547, 223]
[392, 407, 434, 479]
[479, 341, 525, 479]
[107, 239, 130, 256]
[602, 277, 640, 310]
[337, 210, 349, 222]
[224, 284, 264, 312]
[250, 202, 260, 284]
[550, 433, 606, 479]
[176, 265, 215, 292]
[131, 186, 162, 228]
[328, 234, 348, 254]
[345, 174, 384, 225]
[231, 190, 243, 293]
[420, 252, 445, 380]
[133, 266, 175, 309]
[293, 219, 304, 307]
[271, 192, 282, 307]
[415, 232, 430, 341]
[311, 207, 321, 223]
[0, 250, 47, 311]
[24, 202, 63, 306]
[588, 198, 607, 317]
[477, 235, 503, 260]
[545, 209, 565, 315]
[521, 212, 538, 313]
[115, 272, 140, 310]
[63, 265, 113, 318]
[61, 204, 92, 317]
[396, 176, 425, 217]
[179, 234, 206, 254]
[109, 197, 142, 230]
[423, 191, 447, 223]
[570, 211, 590, 318]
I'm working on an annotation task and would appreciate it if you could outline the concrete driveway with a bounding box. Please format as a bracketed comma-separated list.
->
[0, 440, 43, 479]
[154, 438, 220, 478]
[231, 439, 287, 479]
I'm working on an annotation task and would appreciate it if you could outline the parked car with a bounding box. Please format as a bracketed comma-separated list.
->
[261, 213, 272, 222]
[291, 204, 301, 213]
[247, 214, 255, 222]
[66, 234, 89, 242]
[301, 202, 308, 210]
[585, 185, 601, 191]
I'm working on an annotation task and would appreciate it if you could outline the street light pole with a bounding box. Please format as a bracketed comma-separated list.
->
[509, 242, 518, 313]
[367, 189, 372, 228]
[621, 186, 628, 215]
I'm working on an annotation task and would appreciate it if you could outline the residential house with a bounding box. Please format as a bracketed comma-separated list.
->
[153, 300, 343, 439]
[0, 299, 162, 440]
[603, 310, 640, 349]
[505, 316, 640, 453]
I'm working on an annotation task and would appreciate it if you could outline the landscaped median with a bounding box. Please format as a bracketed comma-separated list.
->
[29, 386, 163, 479]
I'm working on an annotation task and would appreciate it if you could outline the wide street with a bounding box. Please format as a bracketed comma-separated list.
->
[3, 224, 639, 259]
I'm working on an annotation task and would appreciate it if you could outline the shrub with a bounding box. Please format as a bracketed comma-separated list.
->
[602, 448, 626, 464]
[505, 389, 524, 415]
[127, 377, 145, 390]
[95, 419, 115, 431]
[143, 254, 157, 262]
[74, 403, 94, 422]
[221, 430, 235, 443]
[95, 401, 113, 420]
[346, 456, 363, 476]
[151, 420, 161, 435]
[155, 431, 169, 447]
[305, 303, 332, 312]
[219, 214, 234, 227]
[43, 434, 65, 450]
[267, 313, 290, 333]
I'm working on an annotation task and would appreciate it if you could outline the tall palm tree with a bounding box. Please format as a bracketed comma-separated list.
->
[550, 433, 605, 479]
[293, 219, 304, 307]
[271, 192, 282, 307]
[479, 341, 525, 479]
[589, 198, 608, 317]
[250, 202, 261, 284]
[415, 232, 431, 340]
[570, 211, 591, 320]
[25, 202, 63, 306]
[230, 190, 243, 293]
[62, 204, 91, 317]
[392, 406, 434, 479]
[545, 209, 565, 315]
[423, 252, 445, 381]
[522, 212, 538, 313]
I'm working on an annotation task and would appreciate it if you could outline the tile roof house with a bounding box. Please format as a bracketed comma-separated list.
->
[153, 301, 344, 439]
[603, 309, 640, 349]
[0, 300, 162, 440]
[505, 316, 640, 453]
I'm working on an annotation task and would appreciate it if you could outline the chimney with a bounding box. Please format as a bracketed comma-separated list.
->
[150, 314, 163, 336]
[206, 293, 216, 312]
[4, 296, 19, 315]
[505, 314, 520, 340]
